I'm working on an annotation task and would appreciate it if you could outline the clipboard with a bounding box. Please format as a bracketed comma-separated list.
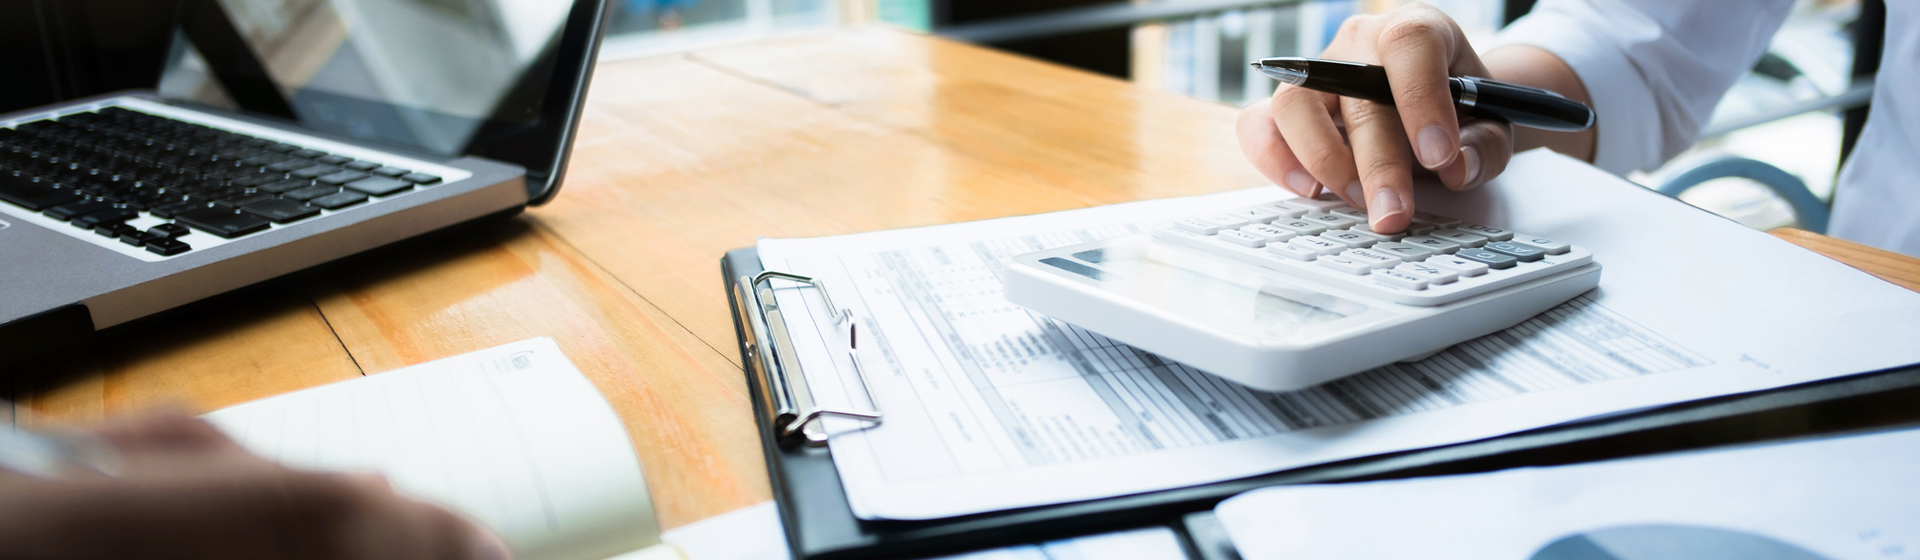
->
[722, 246, 1920, 560]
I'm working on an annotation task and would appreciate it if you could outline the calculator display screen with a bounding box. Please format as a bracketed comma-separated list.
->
[1043, 240, 1371, 341]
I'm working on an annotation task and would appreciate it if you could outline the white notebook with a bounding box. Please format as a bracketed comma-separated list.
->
[203, 338, 665, 560]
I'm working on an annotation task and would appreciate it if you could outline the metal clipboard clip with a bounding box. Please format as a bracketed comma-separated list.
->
[736, 271, 883, 447]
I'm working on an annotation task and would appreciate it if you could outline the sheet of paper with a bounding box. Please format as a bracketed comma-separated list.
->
[754, 149, 1920, 520]
[1218, 427, 1920, 559]
[203, 338, 659, 560]
[659, 502, 1186, 560]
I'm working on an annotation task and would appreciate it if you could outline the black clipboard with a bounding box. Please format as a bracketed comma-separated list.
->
[722, 246, 1920, 560]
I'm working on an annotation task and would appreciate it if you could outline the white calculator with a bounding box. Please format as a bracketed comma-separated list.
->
[1004, 193, 1601, 391]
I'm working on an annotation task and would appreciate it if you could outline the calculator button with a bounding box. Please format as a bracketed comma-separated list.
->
[1329, 206, 1369, 222]
[1430, 229, 1489, 248]
[1257, 203, 1309, 219]
[1288, 236, 1345, 255]
[1265, 243, 1318, 261]
[1410, 212, 1461, 230]
[1347, 223, 1405, 242]
[1227, 207, 1282, 224]
[1201, 213, 1250, 230]
[1402, 235, 1462, 254]
[1395, 262, 1458, 285]
[1318, 230, 1376, 248]
[1279, 194, 1347, 212]
[1271, 219, 1327, 236]
[1343, 249, 1401, 269]
[1317, 254, 1374, 275]
[1455, 248, 1519, 269]
[1484, 241, 1546, 262]
[1514, 235, 1571, 254]
[1241, 224, 1296, 242]
[1303, 212, 1358, 229]
[1371, 242, 1433, 261]
[1374, 270, 1429, 290]
[1424, 255, 1490, 277]
[1217, 229, 1267, 248]
[1459, 224, 1514, 241]
[1174, 218, 1220, 235]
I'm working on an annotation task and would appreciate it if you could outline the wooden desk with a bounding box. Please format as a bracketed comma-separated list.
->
[15, 27, 1920, 530]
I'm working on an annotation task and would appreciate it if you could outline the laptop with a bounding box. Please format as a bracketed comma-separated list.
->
[0, 0, 609, 361]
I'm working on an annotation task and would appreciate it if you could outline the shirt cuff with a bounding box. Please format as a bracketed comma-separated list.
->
[1489, 1, 1663, 176]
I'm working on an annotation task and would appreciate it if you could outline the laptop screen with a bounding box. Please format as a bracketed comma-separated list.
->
[159, 0, 607, 204]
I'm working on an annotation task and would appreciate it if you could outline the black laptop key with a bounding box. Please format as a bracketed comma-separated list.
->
[285, 185, 341, 201]
[119, 231, 147, 247]
[342, 176, 412, 197]
[240, 153, 290, 166]
[317, 155, 352, 165]
[229, 172, 283, 188]
[310, 190, 367, 210]
[0, 176, 80, 210]
[259, 178, 312, 194]
[75, 207, 139, 228]
[266, 158, 314, 173]
[44, 199, 115, 221]
[94, 222, 139, 238]
[400, 173, 442, 185]
[145, 236, 191, 256]
[290, 149, 326, 159]
[148, 223, 190, 238]
[216, 192, 276, 208]
[291, 164, 342, 179]
[317, 170, 370, 185]
[344, 161, 381, 171]
[242, 198, 321, 223]
[370, 166, 409, 178]
[177, 207, 272, 238]
[264, 143, 298, 153]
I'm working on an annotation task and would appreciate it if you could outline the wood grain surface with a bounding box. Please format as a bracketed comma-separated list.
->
[13, 27, 1920, 530]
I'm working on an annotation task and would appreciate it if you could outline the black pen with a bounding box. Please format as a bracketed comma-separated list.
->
[1253, 57, 1594, 132]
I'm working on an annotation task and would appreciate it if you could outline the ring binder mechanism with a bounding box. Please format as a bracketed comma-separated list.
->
[738, 271, 882, 446]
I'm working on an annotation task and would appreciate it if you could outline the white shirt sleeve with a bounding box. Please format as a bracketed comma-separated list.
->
[1489, 0, 1796, 175]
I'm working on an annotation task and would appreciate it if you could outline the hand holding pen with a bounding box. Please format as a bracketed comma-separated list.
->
[1235, 4, 1596, 234]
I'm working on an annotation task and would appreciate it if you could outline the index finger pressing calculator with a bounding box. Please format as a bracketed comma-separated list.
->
[1004, 192, 1601, 391]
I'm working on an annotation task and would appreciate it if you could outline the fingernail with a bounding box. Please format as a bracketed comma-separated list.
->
[1344, 182, 1365, 208]
[1371, 189, 1404, 229]
[1284, 171, 1318, 197]
[1460, 146, 1481, 185]
[1418, 126, 1452, 169]
[471, 529, 513, 560]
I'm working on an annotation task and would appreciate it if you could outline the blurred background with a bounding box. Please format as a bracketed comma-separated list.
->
[591, 0, 1873, 235]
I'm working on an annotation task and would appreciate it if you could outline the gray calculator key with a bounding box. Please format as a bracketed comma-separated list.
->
[1241, 224, 1297, 242]
[1374, 269, 1428, 290]
[1201, 213, 1250, 229]
[1343, 248, 1401, 269]
[1460, 224, 1514, 241]
[1317, 254, 1374, 275]
[1395, 262, 1458, 284]
[1484, 241, 1546, 262]
[1430, 228, 1489, 247]
[1402, 235, 1461, 254]
[1318, 230, 1376, 248]
[1410, 211, 1460, 229]
[1348, 223, 1405, 241]
[1288, 236, 1346, 255]
[1265, 242, 1318, 261]
[1174, 218, 1220, 235]
[1303, 212, 1358, 229]
[1280, 194, 1347, 212]
[1455, 248, 1518, 269]
[1424, 255, 1489, 277]
[1218, 229, 1267, 248]
[1226, 207, 1282, 223]
[1515, 235, 1571, 254]
[1271, 219, 1327, 236]
[1371, 242, 1433, 261]
[1257, 202, 1310, 219]
[1329, 206, 1369, 222]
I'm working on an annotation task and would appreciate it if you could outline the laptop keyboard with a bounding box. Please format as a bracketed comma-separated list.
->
[0, 106, 444, 257]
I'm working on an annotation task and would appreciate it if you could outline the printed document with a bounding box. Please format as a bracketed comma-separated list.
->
[1217, 427, 1920, 559]
[755, 150, 1920, 520]
[204, 338, 660, 560]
